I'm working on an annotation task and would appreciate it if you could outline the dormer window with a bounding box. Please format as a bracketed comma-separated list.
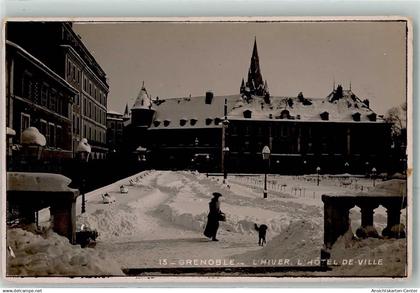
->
[243, 110, 252, 119]
[320, 111, 329, 121]
[190, 118, 198, 126]
[205, 118, 213, 125]
[153, 120, 161, 127]
[352, 112, 361, 122]
[280, 109, 290, 119]
[367, 112, 377, 122]
[180, 118, 187, 126]
[164, 119, 171, 127]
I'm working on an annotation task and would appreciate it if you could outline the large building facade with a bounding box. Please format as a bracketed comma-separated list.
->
[126, 39, 394, 174]
[6, 22, 109, 160]
[5, 41, 77, 164]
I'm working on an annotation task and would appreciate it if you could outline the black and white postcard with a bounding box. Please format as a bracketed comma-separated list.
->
[2, 17, 412, 281]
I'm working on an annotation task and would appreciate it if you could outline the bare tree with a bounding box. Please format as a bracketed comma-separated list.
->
[385, 102, 407, 137]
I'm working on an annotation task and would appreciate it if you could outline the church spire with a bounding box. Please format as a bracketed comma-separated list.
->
[124, 103, 129, 116]
[240, 78, 245, 94]
[246, 37, 265, 96]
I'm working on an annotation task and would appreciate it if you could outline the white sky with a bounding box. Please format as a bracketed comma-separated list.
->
[74, 21, 407, 115]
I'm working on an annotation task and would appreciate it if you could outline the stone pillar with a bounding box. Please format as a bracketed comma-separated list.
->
[321, 195, 355, 267]
[50, 195, 77, 244]
[382, 205, 405, 238]
[356, 202, 379, 238]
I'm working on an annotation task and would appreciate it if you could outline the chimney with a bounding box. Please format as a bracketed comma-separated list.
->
[205, 91, 214, 104]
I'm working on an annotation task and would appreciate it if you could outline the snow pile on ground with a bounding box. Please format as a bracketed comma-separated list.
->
[77, 208, 139, 240]
[231, 219, 323, 265]
[330, 234, 407, 276]
[153, 172, 296, 235]
[6, 227, 123, 276]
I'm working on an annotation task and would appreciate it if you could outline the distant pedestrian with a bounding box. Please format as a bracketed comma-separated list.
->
[204, 192, 225, 241]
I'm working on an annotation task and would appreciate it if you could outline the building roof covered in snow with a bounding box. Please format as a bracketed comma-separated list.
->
[132, 82, 153, 110]
[107, 110, 123, 116]
[146, 85, 384, 130]
[148, 93, 241, 130]
[228, 85, 383, 123]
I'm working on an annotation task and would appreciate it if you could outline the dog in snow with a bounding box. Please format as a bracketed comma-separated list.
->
[254, 223, 268, 246]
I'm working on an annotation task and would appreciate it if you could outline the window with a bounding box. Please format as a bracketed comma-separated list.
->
[40, 83, 49, 106]
[83, 77, 87, 92]
[22, 73, 32, 99]
[56, 126, 62, 148]
[39, 120, 47, 137]
[72, 114, 76, 132]
[20, 113, 30, 140]
[50, 90, 57, 112]
[48, 123, 55, 147]
[67, 60, 71, 77]
[72, 65, 76, 81]
[32, 81, 39, 103]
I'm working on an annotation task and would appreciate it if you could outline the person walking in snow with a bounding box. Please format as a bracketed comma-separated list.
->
[204, 192, 224, 241]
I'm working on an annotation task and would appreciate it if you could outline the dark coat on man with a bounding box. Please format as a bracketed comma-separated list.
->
[204, 194, 222, 239]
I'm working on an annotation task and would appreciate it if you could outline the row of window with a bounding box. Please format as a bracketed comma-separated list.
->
[20, 113, 64, 149]
[108, 120, 123, 130]
[83, 123, 106, 145]
[83, 75, 106, 106]
[67, 58, 107, 107]
[83, 98, 106, 125]
[21, 72, 69, 118]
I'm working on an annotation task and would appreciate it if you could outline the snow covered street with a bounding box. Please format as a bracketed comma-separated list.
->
[6, 170, 407, 277]
[72, 170, 406, 276]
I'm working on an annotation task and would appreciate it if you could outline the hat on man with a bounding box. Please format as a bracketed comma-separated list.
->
[212, 192, 223, 198]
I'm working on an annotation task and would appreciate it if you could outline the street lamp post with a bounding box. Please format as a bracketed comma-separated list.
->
[223, 147, 230, 184]
[371, 167, 377, 187]
[262, 145, 271, 199]
[21, 127, 46, 225]
[365, 161, 370, 177]
[316, 166, 321, 186]
[344, 161, 350, 174]
[76, 138, 91, 214]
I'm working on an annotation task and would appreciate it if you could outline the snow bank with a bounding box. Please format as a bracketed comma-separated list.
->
[330, 234, 407, 276]
[6, 227, 123, 276]
[153, 172, 295, 235]
[77, 208, 139, 240]
[231, 219, 323, 265]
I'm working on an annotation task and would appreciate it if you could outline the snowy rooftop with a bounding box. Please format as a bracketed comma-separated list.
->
[147, 87, 384, 130]
[132, 85, 153, 110]
[107, 110, 123, 116]
[228, 89, 383, 123]
[149, 95, 241, 130]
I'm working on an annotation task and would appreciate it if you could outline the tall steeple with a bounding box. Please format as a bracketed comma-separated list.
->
[124, 104, 129, 116]
[122, 103, 130, 122]
[241, 37, 268, 97]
